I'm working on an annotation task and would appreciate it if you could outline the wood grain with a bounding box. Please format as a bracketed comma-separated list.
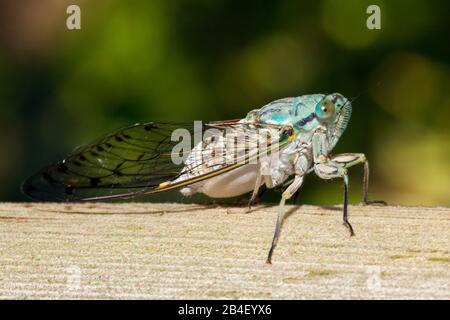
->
[0, 202, 449, 299]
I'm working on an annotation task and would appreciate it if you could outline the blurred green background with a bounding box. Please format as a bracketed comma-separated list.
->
[0, 0, 448, 205]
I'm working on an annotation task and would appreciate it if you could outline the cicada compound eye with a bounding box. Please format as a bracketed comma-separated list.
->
[315, 99, 335, 119]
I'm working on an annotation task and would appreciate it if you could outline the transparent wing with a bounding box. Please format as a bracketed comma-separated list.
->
[22, 121, 290, 202]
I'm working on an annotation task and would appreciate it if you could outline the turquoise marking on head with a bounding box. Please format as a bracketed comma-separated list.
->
[253, 98, 295, 126]
[269, 114, 288, 123]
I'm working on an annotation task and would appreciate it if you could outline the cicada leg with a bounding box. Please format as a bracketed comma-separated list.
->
[330, 153, 387, 206]
[246, 172, 263, 212]
[342, 173, 354, 236]
[314, 161, 355, 236]
[266, 174, 304, 264]
[246, 161, 272, 212]
[313, 153, 386, 237]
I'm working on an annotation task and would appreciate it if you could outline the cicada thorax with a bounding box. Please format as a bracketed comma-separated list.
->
[249, 98, 295, 127]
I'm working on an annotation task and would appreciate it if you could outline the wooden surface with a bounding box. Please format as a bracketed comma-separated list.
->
[0, 202, 449, 299]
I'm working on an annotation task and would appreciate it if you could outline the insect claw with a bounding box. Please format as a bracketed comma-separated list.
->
[343, 222, 355, 236]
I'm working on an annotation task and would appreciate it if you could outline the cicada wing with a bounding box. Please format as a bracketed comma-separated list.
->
[22, 122, 202, 201]
[23, 120, 291, 202]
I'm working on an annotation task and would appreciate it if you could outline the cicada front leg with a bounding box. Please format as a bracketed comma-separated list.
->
[312, 130, 385, 238]
[313, 154, 387, 237]
[330, 153, 387, 206]
[314, 160, 355, 236]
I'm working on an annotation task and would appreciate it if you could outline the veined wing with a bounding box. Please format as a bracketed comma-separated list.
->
[22, 121, 291, 202]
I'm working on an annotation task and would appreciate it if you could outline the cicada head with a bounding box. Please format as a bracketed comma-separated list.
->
[325, 93, 352, 149]
[291, 93, 351, 149]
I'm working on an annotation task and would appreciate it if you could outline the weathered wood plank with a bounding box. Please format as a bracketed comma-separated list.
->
[0, 203, 449, 299]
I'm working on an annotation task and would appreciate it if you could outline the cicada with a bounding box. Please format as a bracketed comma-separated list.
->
[23, 93, 385, 263]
